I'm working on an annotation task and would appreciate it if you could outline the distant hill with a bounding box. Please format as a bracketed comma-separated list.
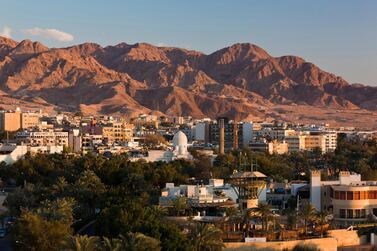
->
[1, 36, 377, 128]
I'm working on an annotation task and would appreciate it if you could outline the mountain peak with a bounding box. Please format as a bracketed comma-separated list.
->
[0, 36, 18, 47]
[0, 38, 376, 128]
[11, 39, 48, 55]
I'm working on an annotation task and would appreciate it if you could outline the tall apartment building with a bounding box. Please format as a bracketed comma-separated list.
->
[324, 131, 338, 152]
[0, 108, 41, 132]
[21, 112, 40, 129]
[285, 132, 326, 153]
[102, 122, 134, 144]
[0, 108, 21, 132]
[68, 129, 82, 153]
[208, 118, 243, 151]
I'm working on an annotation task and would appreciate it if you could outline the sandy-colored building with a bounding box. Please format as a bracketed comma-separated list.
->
[285, 132, 326, 153]
[17, 130, 69, 147]
[310, 170, 377, 227]
[102, 122, 134, 144]
[21, 112, 40, 129]
[0, 108, 21, 132]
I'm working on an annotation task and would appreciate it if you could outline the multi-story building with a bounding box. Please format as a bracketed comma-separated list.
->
[249, 139, 288, 155]
[324, 131, 338, 152]
[285, 132, 305, 153]
[131, 114, 159, 129]
[16, 130, 69, 147]
[21, 112, 40, 129]
[102, 122, 134, 144]
[285, 131, 327, 153]
[208, 118, 245, 151]
[68, 129, 82, 153]
[82, 134, 103, 154]
[0, 108, 21, 132]
[310, 170, 377, 227]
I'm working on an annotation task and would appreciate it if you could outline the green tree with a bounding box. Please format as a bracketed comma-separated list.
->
[300, 203, 317, 236]
[63, 235, 100, 251]
[120, 232, 161, 251]
[316, 210, 330, 237]
[257, 202, 272, 233]
[171, 196, 188, 216]
[36, 197, 76, 224]
[102, 237, 123, 251]
[189, 223, 224, 251]
[13, 210, 72, 251]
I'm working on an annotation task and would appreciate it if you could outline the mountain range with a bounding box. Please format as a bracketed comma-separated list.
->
[1, 36, 377, 128]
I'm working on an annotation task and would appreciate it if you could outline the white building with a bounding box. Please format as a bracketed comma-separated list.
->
[0, 145, 28, 165]
[131, 131, 193, 162]
[309, 170, 377, 226]
[0, 144, 64, 165]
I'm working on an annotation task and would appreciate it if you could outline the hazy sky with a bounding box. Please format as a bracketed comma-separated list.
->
[1, 0, 376, 85]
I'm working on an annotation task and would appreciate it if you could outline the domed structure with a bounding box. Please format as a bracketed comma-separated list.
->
[173, 131, 188, 148]
[172, 131, 192, 159]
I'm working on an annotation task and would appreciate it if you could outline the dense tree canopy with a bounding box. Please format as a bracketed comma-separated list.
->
[1, 136, 377, 250]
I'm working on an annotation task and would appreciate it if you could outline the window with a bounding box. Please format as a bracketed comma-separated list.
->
[355, 209, 361, 218]
[361, 209, 366, 218]
[354, 191, 360, 200]
[360, 191, 366, 200]
[347, 209, 353, 219]
[340, 209, 346, 218]
[368, 191, 375, 199]
[340, 191, 346, 200]
[347, 191, 353, 200]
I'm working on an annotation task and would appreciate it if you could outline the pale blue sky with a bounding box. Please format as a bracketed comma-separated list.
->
[1, 0, 376, 85]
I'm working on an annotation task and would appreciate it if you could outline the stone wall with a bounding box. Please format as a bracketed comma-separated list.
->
[224, 230, 367, 251]
[224, 238, 337, 251]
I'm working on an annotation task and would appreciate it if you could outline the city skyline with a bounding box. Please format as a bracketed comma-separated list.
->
[0, 0, 376, 85]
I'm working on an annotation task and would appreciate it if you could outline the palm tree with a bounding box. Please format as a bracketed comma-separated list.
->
[52, 176, 68, 195]
[172, 196, 188, 216]
[316, 210, 329, 237]
[64, 235, 100, 251]
[257, 202, 272, 233]
[119, 233, 161, 251]
[190, 223, 224, 251]
[299, 203, 317, 236]
[286, 209, 298, 230]
[225, 207, 239, 219]
[102, 237, 122, 251]
[151, 205, 168, 218]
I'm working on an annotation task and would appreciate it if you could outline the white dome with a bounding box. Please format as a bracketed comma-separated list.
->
[173, 131, 188, 147]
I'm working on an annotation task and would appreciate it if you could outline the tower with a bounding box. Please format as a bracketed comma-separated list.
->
[230, 159, 266, 210]
[219, 118, 225, 154]
[233, 122, 238, 150]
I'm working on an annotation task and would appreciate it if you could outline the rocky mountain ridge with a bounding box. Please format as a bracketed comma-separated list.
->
[0, 36, 376, 128]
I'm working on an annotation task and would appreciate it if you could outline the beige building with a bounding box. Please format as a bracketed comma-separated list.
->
[249, 139, 288, 155]
[0, 108, 41, 131]
[102, 122, 134, 144]
[285, 132, 326, 153]
[131, 114, 159, 129]
[0, 108, 21, 132]
[268, 140, 288, 155]
[17, 130, 69, 147]
[310, 170, 377, 227]
[21, 112, 40, 129]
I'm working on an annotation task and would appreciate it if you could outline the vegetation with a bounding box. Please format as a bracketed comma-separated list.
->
[0, 135, 376, 249]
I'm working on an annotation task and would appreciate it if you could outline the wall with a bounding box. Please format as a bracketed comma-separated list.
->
[327, 229, 367, 247]
[224, 238, 337, 251]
